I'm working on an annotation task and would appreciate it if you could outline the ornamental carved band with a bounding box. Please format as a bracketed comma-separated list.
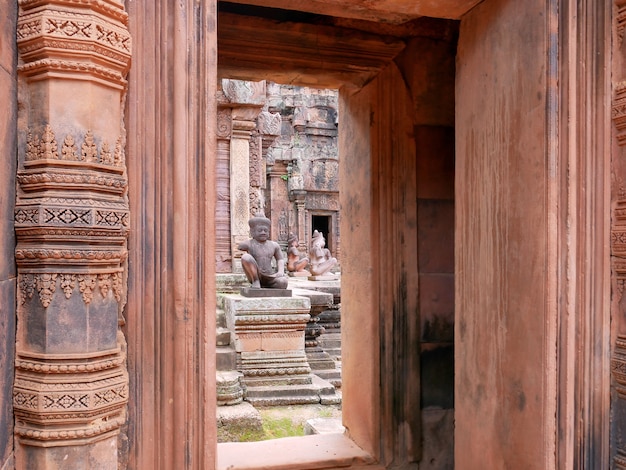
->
[14, 0, 130, 460]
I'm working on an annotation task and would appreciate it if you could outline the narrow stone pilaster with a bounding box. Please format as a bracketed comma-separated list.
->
[267, 160, 290, 246]
[221, 79, 265, 272]
[216, 103, 233, 272]
[14, 1, 131, 468]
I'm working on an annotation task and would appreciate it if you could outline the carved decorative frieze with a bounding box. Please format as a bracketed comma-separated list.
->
[249, 131, 262, 187]
[618, 0, 626, 45]
[217, 108, 232, 139]
[17, 0, 131, 89]
[614, 82, 626, 145]
[613, 336, 626, 399]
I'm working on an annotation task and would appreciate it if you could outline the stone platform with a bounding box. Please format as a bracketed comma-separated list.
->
[223, 292, 340, 405]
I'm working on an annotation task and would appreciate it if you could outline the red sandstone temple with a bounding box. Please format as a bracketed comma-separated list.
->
[0, 0, 624, 469]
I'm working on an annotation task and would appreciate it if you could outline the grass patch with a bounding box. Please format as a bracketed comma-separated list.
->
[260, 415, 304, 439]
[218, 404, 342, 442]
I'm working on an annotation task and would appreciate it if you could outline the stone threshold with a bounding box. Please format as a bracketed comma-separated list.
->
[217, 433, 383, 470]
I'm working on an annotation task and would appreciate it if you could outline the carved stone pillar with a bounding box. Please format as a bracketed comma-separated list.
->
[221, 79, 265, 272]
[257, 109, 282, 224]
[216, 101, 233, 273]
[14, 1, 131, 468]
[614, 2, 626, 467]
[267, 161, 291, 247]
[293, 190, 308, 252]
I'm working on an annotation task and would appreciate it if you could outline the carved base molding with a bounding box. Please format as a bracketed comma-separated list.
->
[14, 349, 127, 447]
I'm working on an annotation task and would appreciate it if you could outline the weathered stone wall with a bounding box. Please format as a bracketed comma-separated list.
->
[455, 0, 554, 467]
[266, 83, 340, 258]
[0, 1, 17, 469]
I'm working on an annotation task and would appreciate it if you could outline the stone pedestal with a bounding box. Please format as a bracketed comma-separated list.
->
[223, 293, 323, 405]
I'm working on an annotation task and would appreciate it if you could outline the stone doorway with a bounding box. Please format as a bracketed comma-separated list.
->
[311, 215, 332, 253]
[216, 3, 456, 468]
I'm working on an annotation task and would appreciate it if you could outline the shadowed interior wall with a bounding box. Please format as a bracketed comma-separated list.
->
[396, 34, 457, 469]
[0, 1, 17, 468]
[455, 0, 555, 467]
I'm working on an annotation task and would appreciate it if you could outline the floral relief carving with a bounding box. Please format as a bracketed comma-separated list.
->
[97, 273, 112, 298]
[44, 207, 91, 225]
[41, 124, 59, 160]
[59, 274, 76, 299]
[249, 131, 262, 187]
[18, 59, 127, 87]
[61, 134, 78, 160]
[18, 274, 36, 305]
[22, 126, 126, 168]
[18, 7, 131, 58]
[96, 210, 129, 227]
[25, 129, 41, 161]
[112, 272, 123, 302]
[81, 130, 98, 162]
[36, 273, 57, 308]
[93, 384, 127, 406]
[101, 142, 113, 164]
[250, 190, 262, 218]
[95, 24, 131, 52]
[78, 274, 97, 304]
[18, 271, 123, 306]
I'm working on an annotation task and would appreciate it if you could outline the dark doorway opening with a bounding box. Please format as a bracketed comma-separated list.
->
[312, 215, 332, 252]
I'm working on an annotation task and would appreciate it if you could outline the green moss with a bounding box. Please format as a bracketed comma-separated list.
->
[260, 415, 304, 439]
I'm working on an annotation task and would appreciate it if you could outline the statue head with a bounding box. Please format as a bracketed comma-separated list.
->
[288, 232, 298, 246]
[311, 230, 325, 248]
[249, 214, 271, 241]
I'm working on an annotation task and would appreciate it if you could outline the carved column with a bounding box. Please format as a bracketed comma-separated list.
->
[221, 79, 265, 272]
[14, 1, 131, 468]
[216, 99, 233, 273]
[613, 2, 626, 467]
[257, 109, 282, 231]
[267, 160, 290, 247]
[293, 190, 308, 252]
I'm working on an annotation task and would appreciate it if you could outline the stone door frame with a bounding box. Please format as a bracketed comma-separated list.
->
[4, 0, 618, 469]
